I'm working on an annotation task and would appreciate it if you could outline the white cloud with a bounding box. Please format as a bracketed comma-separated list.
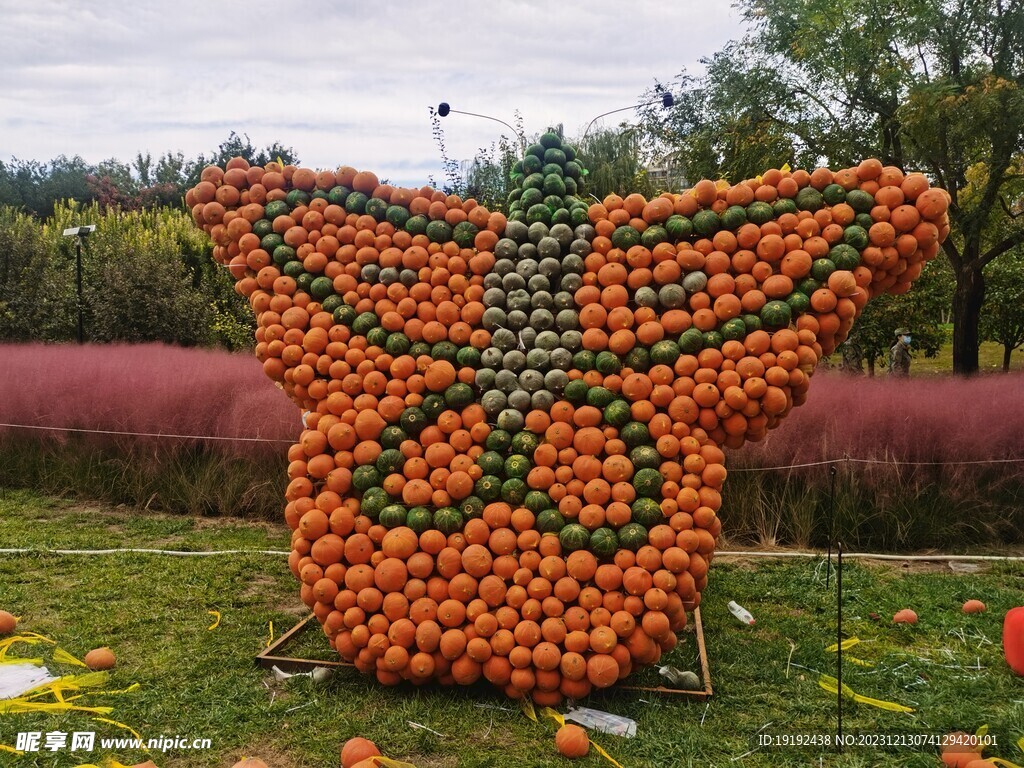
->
[1, 0, 742, 187]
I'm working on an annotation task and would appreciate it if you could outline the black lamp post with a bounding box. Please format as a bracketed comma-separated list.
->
[62, 225, 95, 343]
[580, 91, 675, 144]
[436, 103, 526, 153]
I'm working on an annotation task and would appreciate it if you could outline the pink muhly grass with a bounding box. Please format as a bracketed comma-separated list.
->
[733, 371, 1024, 471]
[0, 343, 299, 457]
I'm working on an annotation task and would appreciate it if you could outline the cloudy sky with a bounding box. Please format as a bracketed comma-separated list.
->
[2, 1, 743, 187]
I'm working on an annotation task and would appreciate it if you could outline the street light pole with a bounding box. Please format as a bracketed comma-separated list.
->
[436, 103, 527, 154]
[62, 225, 95, 344]
[75, 237, 83, 344]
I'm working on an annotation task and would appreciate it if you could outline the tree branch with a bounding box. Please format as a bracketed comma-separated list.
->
[980, 228, 1024, 268]
[942, 236, 963, 273]
[999, 194, 1024, 219]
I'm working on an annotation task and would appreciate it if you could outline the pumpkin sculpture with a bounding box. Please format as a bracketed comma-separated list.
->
[186, 133, 948, 703]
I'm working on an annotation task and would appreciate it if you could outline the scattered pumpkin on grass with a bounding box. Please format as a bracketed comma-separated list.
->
[341, 737, 381, 768]
[84, 646, 116, 670]
[0, 610, 16, 635]
[893, 609, 918, 625]
[187, 135, 947, 700]
[962, 599, 986, 614]
[554, 723, 590, 758]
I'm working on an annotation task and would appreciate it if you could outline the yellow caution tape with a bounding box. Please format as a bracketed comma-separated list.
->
[818, 675, 914, 713]
[715, 179, 730, 191]
[780, 163, 792, 173]
[53, 647, 89, 667]
[756, 175, 763, 184]
[0, 743, 25, 755]
[823, 638, 874, 667]
[65, 683, 141, 702]
[520, 698, 537, 722]
[0, 657, 43, 665]
[371, 757, 418, 768]
[0, 699, 113, 715]
[825, 637, 861, 652]
[267, 621, 275, 648]
[24, 671, 111, 702]
[990, 760, 1024, 768]
[846, 657, 875, 668]
[978, 724, 990, 739]
[1018, 736, 1024, 753]
[93, 717, 147, 751]
[207, 610, 221, 630]
[0, 633, 55, 660]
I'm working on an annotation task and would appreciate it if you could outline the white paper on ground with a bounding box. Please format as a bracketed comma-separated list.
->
[0, 662, 58, 700]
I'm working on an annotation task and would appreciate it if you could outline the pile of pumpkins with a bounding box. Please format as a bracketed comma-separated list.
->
[186, 132, 951, 701]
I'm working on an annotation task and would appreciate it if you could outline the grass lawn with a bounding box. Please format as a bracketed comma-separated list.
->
[1, 488, 1022, 768]
[913, 339, 1022, 376]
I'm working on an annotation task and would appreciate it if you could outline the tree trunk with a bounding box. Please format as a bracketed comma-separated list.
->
[867, 356, 876, 377]
[1004, 344, 1013, 373]
[951, 265, 985, 376]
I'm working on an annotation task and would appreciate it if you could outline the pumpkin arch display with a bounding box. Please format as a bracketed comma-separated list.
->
[187, 135, 948, 703]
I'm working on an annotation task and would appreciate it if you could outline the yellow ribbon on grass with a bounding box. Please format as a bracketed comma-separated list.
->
[0, 632, 56, 660]
[368, 757, 418, 768]
[0, 657, 43, 665]
[825, 637, 875, 668]
[207, 610, 221, 630]
[93, 717, 148, 751]
[520, 699, 625, 768]
[818, 675, 914, 713]
[53, 646, 89, 667]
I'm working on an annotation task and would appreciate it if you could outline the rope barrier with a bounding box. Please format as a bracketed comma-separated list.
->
[1, 547, 1022, 562]
[2, 422, 1021, 470]
[0, 547, 290, 556]
[0, 422, 292, 444]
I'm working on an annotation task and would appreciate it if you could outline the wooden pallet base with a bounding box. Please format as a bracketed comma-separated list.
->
[257, 606, 712, 699]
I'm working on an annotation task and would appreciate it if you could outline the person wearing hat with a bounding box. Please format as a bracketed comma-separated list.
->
[889, 327, 912, 377]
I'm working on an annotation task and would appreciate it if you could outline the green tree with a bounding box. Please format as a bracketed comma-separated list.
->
[0, 155, 95, 217]
[0, 202, 254, 348]
[980, 252, 1024, 371]
[575, 125, 656, 201]
[461, 135, 520, 212]
[186, 132, 299, 187]
[644, 0, 1024, 374]
[0, 206, 69, 341]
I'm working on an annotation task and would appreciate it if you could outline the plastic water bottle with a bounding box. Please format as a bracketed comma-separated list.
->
[728, 600, 756, 625]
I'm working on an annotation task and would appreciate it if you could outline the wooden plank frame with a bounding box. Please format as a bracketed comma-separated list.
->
[256, 607, 712, 700]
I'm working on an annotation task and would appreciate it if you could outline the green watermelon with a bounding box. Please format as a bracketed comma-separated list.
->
[379, 504, 407, 528]
[589, 527, 618, 559]
[559, 524, 590, 552]
[406, 506, 433, 533]
[631, 497, 663, 528]
[536, 509, 566, 534]
[617, 523, 649, 551]
[434, 507, 464, 535]
[633, 468, 663, 498]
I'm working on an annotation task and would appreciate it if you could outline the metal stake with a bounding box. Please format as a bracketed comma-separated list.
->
[836, 540, 844, 752]
[825, 464, 837, 589]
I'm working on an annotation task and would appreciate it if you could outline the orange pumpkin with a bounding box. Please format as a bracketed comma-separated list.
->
[555, 724, 590, 759]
